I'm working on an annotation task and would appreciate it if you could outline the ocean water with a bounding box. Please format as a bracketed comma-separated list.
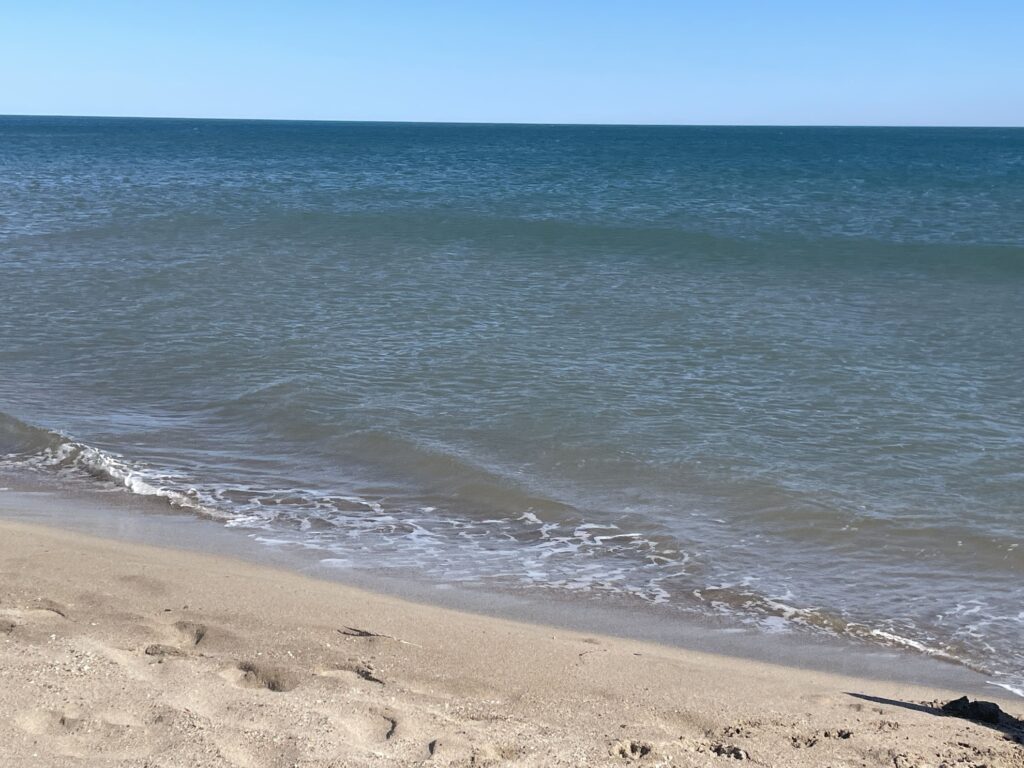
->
[1, 116, 1022, 694]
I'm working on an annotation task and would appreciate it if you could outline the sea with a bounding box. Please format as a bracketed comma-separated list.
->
[1, 116, 1022, 695]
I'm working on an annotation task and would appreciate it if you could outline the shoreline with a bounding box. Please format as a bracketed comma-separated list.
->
[2, 406, 1022, 702]
[2, 516, 1022, 765]
[0, 478, 1009, 698]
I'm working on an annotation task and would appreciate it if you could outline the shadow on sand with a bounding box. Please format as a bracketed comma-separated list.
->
[847, 693, 1023, 746]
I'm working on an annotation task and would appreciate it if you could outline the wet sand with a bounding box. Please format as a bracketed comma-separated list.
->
[1, 518, 1021, 767]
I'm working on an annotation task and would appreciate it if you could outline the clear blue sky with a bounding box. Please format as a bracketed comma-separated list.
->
[2, 1, 1021, 126]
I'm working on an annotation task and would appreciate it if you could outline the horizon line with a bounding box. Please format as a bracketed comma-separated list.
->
[2, 112, 1022, 130]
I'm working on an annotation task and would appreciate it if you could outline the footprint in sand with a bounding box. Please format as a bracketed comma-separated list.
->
[383, 713, 398, 741]
[316, 658, 385, 686]
[226, 660, 299, 692]
[791, 728, 854, 748]
[140, 620, 210, 660]
[790, 734, 819, 748]
[683, 739, 749, 761]
[0, 600, 69, 641]
[611, 739, 653, 760]
[328, 708, 401, 747]
[2, 598, 69, 624]
[15, 707, 146, 742]
[423, 734, 477, 762]
[33, 598, 69, 618]
[173, 620, 208, 646]
[15, 709, 80, 735]
[144, 643, 186, 658]
[709, 743, 749, 760]
[824, 728, 853, 740]
[14, 708, 158, 761]
[472, 742, 523, 763]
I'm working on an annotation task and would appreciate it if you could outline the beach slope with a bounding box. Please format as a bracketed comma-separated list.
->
[1, 520, 1020, 767]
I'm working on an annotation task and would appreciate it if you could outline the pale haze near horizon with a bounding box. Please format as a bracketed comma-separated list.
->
[1, 1, 1022, 126]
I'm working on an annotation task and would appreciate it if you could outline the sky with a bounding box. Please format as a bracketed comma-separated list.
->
[1, 1, 1022, 126]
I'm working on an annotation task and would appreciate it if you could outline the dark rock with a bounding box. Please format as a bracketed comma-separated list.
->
[941, 696, 1004, 725]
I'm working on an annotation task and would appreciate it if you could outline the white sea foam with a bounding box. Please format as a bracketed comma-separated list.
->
[8, 436, 228, 518]
[986, 680, 1024, 698]
[868, 629, 958, 662]
[191, 475, 681, 604]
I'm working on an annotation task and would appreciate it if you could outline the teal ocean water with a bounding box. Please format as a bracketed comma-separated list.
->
[1, 117, 1022, 694]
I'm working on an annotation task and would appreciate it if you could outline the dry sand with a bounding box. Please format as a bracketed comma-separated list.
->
[0, 519, 1021, 767]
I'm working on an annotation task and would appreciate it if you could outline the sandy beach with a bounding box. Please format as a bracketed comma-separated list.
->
[4, 4, 1023, 766]
[0, 519, 1019, 767]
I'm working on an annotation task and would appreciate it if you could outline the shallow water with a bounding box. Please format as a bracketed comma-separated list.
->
[1, 117, 1022, 694]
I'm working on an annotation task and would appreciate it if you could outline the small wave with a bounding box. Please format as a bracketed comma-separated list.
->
[0, 411, 224, 519]
[0, 411, 53, 455]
